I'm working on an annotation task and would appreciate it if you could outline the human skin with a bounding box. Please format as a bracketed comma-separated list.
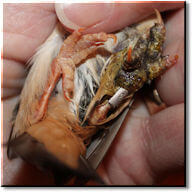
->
[2, 3, 184, 185]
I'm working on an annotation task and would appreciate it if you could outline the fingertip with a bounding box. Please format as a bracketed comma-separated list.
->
[55, 3, 114, 33]
[55, 2, 184, 34]
[143, 103, 184, 174]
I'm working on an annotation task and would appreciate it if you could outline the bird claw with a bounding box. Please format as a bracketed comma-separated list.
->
[31, 30, 117, 124]
[107, 34, 117, 44]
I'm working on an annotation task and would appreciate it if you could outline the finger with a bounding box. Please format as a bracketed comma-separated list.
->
[3, 158, 55, 186]
[142, 103, 184, 180]
[2, 59, 26, 99]
[55, 2, 184, 33]
[98, 102, 184, 185]
[3, 3, 57, 62]
[156, 8, 184, 106]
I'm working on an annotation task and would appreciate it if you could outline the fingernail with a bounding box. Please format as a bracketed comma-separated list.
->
[55, 3, 113, 31]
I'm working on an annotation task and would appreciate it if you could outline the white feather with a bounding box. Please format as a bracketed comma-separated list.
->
[12, 23, 65, 138]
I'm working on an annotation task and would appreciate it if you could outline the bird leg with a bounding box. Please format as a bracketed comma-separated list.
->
[30, 30, 117, 125]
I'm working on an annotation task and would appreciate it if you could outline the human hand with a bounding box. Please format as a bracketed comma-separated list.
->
[3, 2, 184, 185]
[3, 3, 58, 185]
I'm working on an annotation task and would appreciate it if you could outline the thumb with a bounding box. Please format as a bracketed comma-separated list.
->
[55, 2, 183, 33]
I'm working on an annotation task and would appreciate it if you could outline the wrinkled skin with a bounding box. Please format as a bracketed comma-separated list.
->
[3, 3, 184, 185]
